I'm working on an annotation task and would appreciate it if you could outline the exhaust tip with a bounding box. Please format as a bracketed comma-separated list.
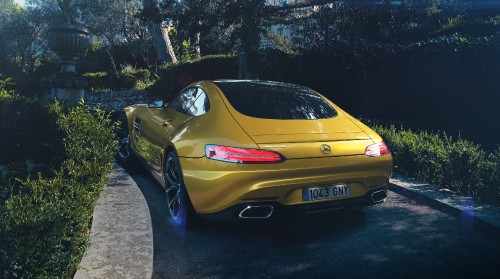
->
[371, 190, 387, 204]
[238, 205, 274, 219]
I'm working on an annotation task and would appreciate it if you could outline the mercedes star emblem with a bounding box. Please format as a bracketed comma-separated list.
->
[320, 144, 332, 154]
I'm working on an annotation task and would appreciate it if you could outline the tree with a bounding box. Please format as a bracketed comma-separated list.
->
[141, 0, 177, 64]
[0, 3, 52, 79]
[176, 0, 231, 57]
[0, 0, 17, 74]
[15, 1, 155, 76]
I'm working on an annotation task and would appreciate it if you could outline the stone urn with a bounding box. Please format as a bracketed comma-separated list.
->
[48, 24, 90, 73]
[47, 24, 90, 103]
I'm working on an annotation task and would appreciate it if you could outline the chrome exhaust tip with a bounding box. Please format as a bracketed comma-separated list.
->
[238, 205, 274, 219]
[371, 190, 387, 204]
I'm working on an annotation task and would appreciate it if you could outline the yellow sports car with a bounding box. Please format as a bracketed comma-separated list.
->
[117, 80, 392, 227]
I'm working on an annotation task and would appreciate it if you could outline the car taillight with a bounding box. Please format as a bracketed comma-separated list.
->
[205, 145, 284, 163]
[365, 141, 390, 157]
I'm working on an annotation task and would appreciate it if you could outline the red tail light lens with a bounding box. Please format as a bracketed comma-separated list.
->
[365, 141, 390, 157]
[205, 145, 284, 163]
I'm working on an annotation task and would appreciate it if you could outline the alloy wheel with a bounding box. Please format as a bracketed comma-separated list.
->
[165, 155, 182, 221]
[117, 135, 131, 161]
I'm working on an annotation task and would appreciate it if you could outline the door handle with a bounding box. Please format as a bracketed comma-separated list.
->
[162, 119, 172, 127]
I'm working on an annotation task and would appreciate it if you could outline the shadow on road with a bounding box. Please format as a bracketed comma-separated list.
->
[121, 160, 500, 279]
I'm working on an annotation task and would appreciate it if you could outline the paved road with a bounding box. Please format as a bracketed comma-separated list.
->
[123, 162, 500, 279]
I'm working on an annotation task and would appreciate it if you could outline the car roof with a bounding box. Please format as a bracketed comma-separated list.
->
[211, 80, 316, 96]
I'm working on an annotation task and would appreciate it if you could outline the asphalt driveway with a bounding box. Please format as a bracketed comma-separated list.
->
[123, 161, 500, 279]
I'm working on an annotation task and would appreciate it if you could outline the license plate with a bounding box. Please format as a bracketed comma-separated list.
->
[302, 184, 350, 201]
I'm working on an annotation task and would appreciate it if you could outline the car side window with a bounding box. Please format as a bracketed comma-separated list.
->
[167, 88, 197, 114]
[189, 88, 210, 116]
[167, 87, 210, 116]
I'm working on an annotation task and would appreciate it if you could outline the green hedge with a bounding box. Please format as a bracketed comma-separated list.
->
[147, 54, 237, 101]
[0, 97, 117, 278]
[368, 122, 499, 205]
[0, 98, 64, 168]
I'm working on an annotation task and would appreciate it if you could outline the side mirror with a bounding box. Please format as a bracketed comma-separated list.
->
[148, 99, 164, 108]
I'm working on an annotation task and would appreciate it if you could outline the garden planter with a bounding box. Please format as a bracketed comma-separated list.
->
[48, 24, 90, 73]
[47, 24, 89, 103]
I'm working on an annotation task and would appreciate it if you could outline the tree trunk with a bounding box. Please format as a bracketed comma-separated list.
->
[142, 0, 177, 65]
[0, 36, 5, 74]
[150, 23, 169, 64]
[238, 1, 264, 79]
[195, 31, 201, 57]
[161, 23, 178, 64]
[238, 51, 257, 79]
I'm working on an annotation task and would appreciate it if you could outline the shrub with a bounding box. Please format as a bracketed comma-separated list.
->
[369, 121, 499, 205]
[0, 75, 15, 98]
[0, 97, 64, 167]
[120, 66, 152, 90]
[84, 67, 153, 92]
[0, 97, 116, 278]
[83, 71, 110, 92]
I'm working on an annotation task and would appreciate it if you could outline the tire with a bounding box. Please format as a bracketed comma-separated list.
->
[164, 151, 198, 229]
[116, 112, 133, 163]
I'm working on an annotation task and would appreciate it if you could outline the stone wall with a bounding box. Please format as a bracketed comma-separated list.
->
[84, 90, 149, 112]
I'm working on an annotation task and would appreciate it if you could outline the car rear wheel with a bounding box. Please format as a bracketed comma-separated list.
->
[164, 151, 197, 228]
[116, 113, 132, 163]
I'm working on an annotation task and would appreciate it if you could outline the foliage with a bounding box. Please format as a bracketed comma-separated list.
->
[0, 0, 149, 81]
[181, 37, 194, 61]
[2, 0, 496, 81]
[174, 0, 233, 56]
[0, 75, 15, 98]
[367, 121, 500, 205]
[83, 66, 153, 92]
[80, 41, 153, 75]
[82, 71, 109, 92]
[438, 12, 500, 35]
[121, 65, 152, 89]
[0, 2, 54, 79]
[0, 97, 64, 168]
[0, 97, 116, 278]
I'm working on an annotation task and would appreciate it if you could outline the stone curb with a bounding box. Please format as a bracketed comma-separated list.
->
[74, 163, 153, 279]
[389, 174, 500, 239]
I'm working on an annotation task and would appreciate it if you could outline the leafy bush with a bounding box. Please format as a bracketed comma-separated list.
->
[369, 122, 499, 205]
[83, 71, 110, 92]
[84, 67, 153, 92]
[0, 97, 64, 167]
[0, 75, 15, 98]
[120, 66, 152, 90]
[0, 97, 116, 278]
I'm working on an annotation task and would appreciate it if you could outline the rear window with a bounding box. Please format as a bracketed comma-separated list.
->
[214, 81, 337, 120]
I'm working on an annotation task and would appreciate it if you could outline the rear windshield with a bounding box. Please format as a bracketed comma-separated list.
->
[214, 81, 337, 120]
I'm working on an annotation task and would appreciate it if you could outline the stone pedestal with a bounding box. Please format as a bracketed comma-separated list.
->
[47, 24, 90, 104]
[49, 72, 87, 104]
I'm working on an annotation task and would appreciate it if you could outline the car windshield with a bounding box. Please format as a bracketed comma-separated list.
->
[214, 81, 337, 120]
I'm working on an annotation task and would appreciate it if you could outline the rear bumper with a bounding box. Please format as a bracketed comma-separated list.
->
[180, 154, 392, 215]
[199, 188, 387, 221]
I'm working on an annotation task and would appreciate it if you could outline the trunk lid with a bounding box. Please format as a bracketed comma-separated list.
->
[231, 113, 372, 159]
